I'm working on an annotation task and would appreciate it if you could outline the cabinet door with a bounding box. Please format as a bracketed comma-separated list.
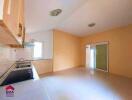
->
[3, 0, 25, 45]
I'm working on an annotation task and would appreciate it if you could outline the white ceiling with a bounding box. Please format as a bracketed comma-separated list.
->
[25, 0, 132, 36]
[25, 0, 88, 34]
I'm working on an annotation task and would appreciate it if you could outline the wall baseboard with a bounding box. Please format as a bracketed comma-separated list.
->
[53, 65, 84, 72]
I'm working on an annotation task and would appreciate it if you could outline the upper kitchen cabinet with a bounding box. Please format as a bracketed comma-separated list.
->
[0, 0, 25, 46]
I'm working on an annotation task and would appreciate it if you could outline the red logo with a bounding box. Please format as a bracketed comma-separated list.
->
[5, 85, 15, 97]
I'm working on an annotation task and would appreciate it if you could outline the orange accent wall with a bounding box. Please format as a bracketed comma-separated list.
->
[53, 30, 82, 71]
[81, 24, 132, 78]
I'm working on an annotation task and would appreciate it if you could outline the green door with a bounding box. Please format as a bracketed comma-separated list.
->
[96, 44, 108, 71]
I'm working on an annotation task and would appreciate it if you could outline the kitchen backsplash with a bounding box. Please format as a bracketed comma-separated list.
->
[0, 44, 33, 62]
[0, 44, 34, 77]
[0, 31, 53, 77]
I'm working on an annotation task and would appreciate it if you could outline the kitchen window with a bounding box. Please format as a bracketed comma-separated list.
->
[33, 42, 43, 59]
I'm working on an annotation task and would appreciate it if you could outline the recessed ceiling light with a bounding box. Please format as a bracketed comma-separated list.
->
[88, 23, 96, 27]
[50, 9, 62, 16]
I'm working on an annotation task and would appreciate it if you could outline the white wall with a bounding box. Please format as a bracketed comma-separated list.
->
[27, 31, 53, 59]
[0, 45, 15, 77]
[7, 30, 54, 60]
[0, 31, 53, 76]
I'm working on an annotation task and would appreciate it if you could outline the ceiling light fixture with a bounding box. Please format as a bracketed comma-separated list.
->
[88, 23, 96, 27]
[50, 9, 62, 16]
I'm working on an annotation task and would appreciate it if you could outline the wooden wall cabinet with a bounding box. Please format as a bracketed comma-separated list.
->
[0, 0, 25, 47]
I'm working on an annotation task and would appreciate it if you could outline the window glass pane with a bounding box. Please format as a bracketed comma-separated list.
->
[96, 44, 107, 71]
[33, 42, 42, 58]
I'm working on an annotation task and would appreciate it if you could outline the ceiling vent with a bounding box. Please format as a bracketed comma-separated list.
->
[50, 9, 62, 16]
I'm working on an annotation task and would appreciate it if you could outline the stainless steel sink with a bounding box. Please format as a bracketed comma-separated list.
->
[0, 60, 34, 86]
[15, 60, 31, 69]
[0, 68, 33, 86]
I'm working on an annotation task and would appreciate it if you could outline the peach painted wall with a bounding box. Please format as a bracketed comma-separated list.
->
[81, 24, 132, 78]
[53, 30, 82, 71]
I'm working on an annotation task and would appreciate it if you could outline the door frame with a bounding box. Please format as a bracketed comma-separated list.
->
[86, 41, 109, 72]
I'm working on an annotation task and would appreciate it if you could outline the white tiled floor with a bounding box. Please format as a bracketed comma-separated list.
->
[0, 67, 132, 100]
[0, 80, 49, 100]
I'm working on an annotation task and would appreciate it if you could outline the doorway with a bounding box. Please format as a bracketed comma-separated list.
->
[86, 42, 108, 72]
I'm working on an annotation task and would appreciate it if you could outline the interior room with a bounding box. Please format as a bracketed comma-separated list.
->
[0, 0, 132, 100]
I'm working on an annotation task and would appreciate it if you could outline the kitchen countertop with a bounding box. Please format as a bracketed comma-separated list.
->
[0, 79, 49, 100]
[0, 59, 51, 77]
[0, 65, 43, 100]
[0, 61, 15, 78]
[0, 60, 48, 100]
[0, 63, 39, 85]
